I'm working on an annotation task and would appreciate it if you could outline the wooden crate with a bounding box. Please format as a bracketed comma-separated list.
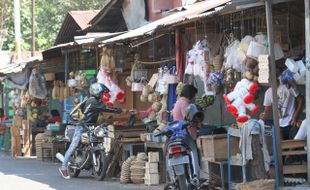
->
[145, 162, 158, 174]
[197, 134, 239, 162]
[148, 152, 159, 162]
[108, 124, 146, 139]
[144, 173, 159, 185]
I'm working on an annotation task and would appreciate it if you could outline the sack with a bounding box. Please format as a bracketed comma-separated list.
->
[29, 69, 47, 99]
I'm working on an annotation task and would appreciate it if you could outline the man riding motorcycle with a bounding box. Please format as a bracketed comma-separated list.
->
[59, 83, 123, 179]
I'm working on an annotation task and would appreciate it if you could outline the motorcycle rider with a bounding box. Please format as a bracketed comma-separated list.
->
[59, 83, 123, 179]
[183, 104, 204, 185]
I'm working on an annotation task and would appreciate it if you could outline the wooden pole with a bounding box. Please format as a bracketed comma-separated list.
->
[265, 0, 283, 186]
[304, 0, 310, 183]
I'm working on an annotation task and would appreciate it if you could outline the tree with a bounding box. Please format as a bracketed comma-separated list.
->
[1, 0, 108, 51]
[0, 0, 13, 50]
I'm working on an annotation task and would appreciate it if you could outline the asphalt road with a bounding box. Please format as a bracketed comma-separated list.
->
[0, 151, 163, 190]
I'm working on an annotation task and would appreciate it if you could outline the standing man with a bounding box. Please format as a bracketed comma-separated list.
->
[261, 70, 304, 140]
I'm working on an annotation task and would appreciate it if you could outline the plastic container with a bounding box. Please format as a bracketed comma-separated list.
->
[285, 58, 298, 73]
[246, 41, 268, 59]
[46, 124, 60, 131]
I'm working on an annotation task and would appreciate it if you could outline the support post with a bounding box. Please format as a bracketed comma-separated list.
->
[304, 0, 310, 183]
[265, 0, 283, 186]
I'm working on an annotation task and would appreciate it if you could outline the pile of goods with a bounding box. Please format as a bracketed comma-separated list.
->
[130, 153, 147, 184]
[120, 156, 136, 184]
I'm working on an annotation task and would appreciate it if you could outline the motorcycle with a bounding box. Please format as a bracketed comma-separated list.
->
[57, 123, 110, 181]
[155, 120, 205, 190]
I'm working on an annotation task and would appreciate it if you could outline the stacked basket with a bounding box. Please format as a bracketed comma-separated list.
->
[120, 156, 136, 184]
[130, 153, 147, 184]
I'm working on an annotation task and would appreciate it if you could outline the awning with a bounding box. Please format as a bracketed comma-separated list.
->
[102, 0, 231, 44]
[0, 59, 40, 75]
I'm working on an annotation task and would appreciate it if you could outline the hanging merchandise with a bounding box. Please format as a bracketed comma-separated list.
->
[21, 90, 31, 108]
[195, 71, 223, 110]
[225, 69, 243, 91]
[285, 58, 306, 84]
[223, 40, 243, 72]
[140, 85, 150, 103]
[237, 35, 254, 62]
[156, 66, 169, 95]
[223, 78, 260, 123]
[184, 40, 211, 96]
[58, 81, 65, 101]
[97, 67, 125, 107]
[29, 68, 47, 99]
[167, 83, 177, 122]
[67, 72, 79, 88]
[52, 81, 60, 100]
[212, 52, 224, 71]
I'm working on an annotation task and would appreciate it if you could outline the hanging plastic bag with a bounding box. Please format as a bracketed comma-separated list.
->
[225, 40, 243, 72]
[29, 69, 47, 99]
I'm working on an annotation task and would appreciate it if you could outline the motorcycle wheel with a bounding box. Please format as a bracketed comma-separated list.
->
[93, 150, 109, 181]
[178, 174, 189, 190]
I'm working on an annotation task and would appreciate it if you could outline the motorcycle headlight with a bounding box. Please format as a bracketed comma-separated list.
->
[94, 126, 105, 138]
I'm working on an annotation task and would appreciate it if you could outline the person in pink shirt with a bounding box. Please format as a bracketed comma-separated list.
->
[172, 84, 199, 139]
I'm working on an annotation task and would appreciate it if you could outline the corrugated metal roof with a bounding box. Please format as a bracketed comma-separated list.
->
[69, 10, 99, 30]
[55, 10, 99, 45]
[102, 0, 231, 44]
[157, 4, 229, 30]
[0, 59, 41, 75]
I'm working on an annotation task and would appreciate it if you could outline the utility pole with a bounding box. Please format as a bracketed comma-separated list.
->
[31, 0, 35, 56]
[14, 0, 21, 62]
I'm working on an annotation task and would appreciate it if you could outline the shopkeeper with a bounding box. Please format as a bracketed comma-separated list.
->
[261, 70, 304, 140]
[48, 110, 61, 123]
[0, 108, 8, 149]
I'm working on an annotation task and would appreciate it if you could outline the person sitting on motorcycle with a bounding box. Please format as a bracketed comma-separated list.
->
[183, 104, 204, 184]
[59, 83, 123, 179]
[172, 84, 198, 139]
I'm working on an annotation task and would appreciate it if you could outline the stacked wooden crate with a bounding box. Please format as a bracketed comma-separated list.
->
[107, 124, 146, 140]
[144, 152, 160, 185]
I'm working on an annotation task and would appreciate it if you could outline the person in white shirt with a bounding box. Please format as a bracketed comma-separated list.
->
[294, 119, 307, 140]
[261, 70, 304, 140]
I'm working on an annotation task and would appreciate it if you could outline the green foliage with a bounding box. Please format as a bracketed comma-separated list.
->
[1, 0, 108, 51]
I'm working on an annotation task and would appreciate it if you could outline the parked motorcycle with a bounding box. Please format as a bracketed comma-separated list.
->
[57, 123, 110, 181]
[155, 120, 205, 190]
